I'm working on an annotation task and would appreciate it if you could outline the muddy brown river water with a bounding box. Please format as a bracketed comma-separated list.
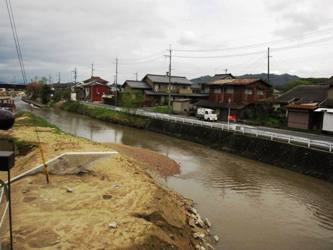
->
[17, 100, 333, 250]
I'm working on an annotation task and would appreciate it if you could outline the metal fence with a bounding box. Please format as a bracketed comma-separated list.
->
[91, 103, 333, 153]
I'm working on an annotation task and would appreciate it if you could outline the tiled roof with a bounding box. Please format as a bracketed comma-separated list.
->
[143, 74, 191, 85]
[123, 80, 151, 89]
[276, 84, 329, 104]
[207, 78, 269, 86]
[83, 76, 108, 84]
[144, 90, 208, 97]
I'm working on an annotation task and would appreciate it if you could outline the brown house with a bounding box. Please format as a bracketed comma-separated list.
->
[121, 80, 152, 94]
[141, 74, 208, 106]
[196, 78, 272, 120]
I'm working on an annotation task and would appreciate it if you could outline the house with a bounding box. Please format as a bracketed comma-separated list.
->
[80, 76, 110, 102]
[143, 74, 193, 94]
[275, 84, 329, 130]
[121, 80, 152, 94]
[139, 74, 208, 106]
[196, 78, 272, 120]
[191, 73, 235, 94]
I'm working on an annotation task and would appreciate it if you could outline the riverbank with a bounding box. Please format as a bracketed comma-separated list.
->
[61, 100, 150, 128]
[60, 101, 333, 183]
[0, 112, 216, 249]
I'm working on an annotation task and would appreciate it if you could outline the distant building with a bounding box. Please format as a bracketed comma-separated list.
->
[121, 80, 152, 94]
[122, 74, 208, 106]
[80, 76, 110, 102]
[275, 84, 329, 130]
[196, 78, 272, 120]
[192, 73, 235, 94]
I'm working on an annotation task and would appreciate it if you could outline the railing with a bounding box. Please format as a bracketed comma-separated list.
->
[88, 103, 333, 153]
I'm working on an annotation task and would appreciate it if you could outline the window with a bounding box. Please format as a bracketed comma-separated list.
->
[245, 89, 253, 95]
[226, 88, 234, 94]
[257, 90, 264, 95]
[214, 88, 221, 94]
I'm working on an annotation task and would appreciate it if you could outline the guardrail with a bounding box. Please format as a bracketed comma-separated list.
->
[89, 103, 333, 153]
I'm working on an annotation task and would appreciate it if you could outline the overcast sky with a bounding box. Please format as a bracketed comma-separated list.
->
[1, 0, 333, 83]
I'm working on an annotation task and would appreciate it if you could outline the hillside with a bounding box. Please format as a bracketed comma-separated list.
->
[238, 73, 299, 87]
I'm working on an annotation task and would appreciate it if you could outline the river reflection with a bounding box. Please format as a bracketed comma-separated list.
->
[17, 100, 333, 250]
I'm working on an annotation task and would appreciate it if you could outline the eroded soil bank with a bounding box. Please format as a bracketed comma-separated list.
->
[0, 113, 214, 249]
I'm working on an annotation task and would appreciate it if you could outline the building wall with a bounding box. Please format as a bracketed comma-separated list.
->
[287, 110, 310, 129]
[144, 78, 192, 94]
[173, 101, 190, 114]
[322, 112, 333, 132]
[91, 85, 109, 102]
[209, 82, 271, 105]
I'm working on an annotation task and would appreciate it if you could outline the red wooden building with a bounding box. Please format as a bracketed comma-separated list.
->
[82, 76, 110, 102]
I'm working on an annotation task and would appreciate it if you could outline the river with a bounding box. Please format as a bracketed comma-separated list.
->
[16, 100, 333, 250]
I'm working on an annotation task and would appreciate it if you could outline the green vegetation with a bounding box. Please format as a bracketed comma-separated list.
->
[26, 82, 52, 104]
[52, 88, 71, 103]
[150, 105, 170, 114]
[0, 112, 62, 156]
[119, 90, 144, 109]
[61, 101, 150, 128]
[15, 111, 61, 133]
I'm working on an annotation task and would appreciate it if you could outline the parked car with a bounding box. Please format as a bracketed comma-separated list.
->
[196, 108, 218, 122]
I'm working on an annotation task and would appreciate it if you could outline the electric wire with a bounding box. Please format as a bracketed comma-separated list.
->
[174, 26, 333, 52]
[5, 0, 50, 184]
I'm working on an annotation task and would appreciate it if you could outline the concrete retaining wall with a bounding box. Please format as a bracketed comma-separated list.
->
[146, 119, 333, 183]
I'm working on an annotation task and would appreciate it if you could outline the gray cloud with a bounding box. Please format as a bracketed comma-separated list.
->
[0, 0, 332, 83]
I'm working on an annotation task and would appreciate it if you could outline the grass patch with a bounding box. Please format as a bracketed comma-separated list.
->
[15, 111, 61, 133]
[60, 101, 150, 128]
[150, 106, 170, 114]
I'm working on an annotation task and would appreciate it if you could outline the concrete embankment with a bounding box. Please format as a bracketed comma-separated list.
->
[146, 119, 333, 183]
[21, 97, 48, 108]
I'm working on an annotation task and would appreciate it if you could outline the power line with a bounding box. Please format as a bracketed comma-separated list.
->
[174, 26, 333, 53]
[5, 0, 27, 84]
[172, 34, 333, 59]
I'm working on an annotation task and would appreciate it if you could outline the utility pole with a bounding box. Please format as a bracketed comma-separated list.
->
[134, 72, 138, 81]
[91, 63, 94, 77]
[225, 68, 228, 74]
[72, 67, 77, 84]
[115, 58, 118, 106]
[165, 45, 172, 113]
[267, 47, 271, 86]
[48, 74, 52, 84]
[58, 72, 61, 83]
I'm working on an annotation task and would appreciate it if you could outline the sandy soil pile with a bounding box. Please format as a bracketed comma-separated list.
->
[0, 113, 197, 249]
